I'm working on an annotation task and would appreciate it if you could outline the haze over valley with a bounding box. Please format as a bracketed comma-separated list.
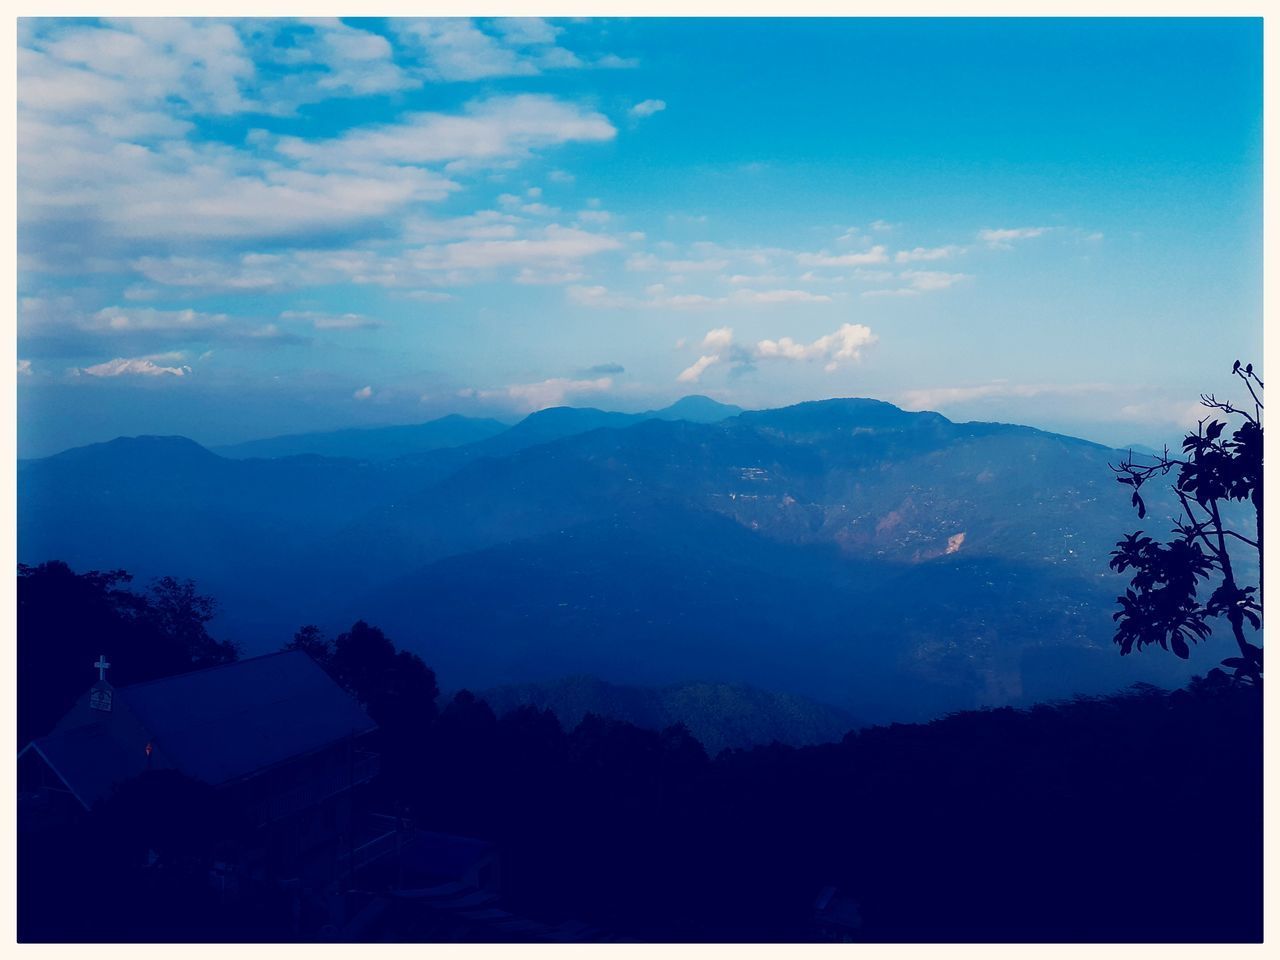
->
[19, 395, 1211, 725]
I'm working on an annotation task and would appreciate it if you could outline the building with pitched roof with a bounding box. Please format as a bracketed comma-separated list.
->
[19, 650, 379, 886]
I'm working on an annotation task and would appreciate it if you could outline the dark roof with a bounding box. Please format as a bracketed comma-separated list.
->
[118, 651, 376, 784]
[26, 651, 376, 807]
[27, 721, 148, 810]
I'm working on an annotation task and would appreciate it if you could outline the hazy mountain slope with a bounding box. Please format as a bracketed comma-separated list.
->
[326, 399, 1162, 590]
[452, 395, 743, 461]
[212, 414, 509, 461]
[17, 397, 1214, 719]
[209, 396, 740, 464]
[353, 506, 1198, 722]
[478, 675, 861, 755]
[17, 437, 431, 640]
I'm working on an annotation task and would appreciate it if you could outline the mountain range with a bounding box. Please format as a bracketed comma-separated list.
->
[18, 395, 1211, 724]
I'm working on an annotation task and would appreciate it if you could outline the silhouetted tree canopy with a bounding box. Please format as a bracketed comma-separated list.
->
[281, 620, 438, 800]
[284, 624, 335, 671]
[18, 566, 1263, 942]
[1110, 361, 1263, 681]
[17, 561, 237, 745]
[325, 620, 439, 733]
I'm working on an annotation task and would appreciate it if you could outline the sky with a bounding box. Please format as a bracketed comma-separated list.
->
[15, 17, 1263, 457]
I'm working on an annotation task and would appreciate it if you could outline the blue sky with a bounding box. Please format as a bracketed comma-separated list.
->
[16, 17, 1263, 456]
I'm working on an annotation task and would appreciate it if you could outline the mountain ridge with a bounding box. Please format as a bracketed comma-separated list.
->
[17, 394, 1208, 723]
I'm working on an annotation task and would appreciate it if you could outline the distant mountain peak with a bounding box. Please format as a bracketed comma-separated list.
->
[42, 434, 219, 465]
[739, 397, 950, 433]
[651, 395, 744, 423]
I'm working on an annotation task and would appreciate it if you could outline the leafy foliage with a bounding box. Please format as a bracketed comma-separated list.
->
[1110, 362, 1263, 680]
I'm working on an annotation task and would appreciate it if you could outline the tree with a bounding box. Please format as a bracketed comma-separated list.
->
[329, 620, 438, 737]
[1109, 361, 1262, 682]
[17, 562, 237, 744]
[284, 624, 335, 671]
[145, 575, 239, 668]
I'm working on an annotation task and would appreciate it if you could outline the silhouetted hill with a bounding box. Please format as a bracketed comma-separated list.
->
[479, 675, 859, 755]
[212, 414, 509, 461]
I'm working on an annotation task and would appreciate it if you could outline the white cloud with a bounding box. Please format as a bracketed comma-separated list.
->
[978, 226, 1050, 249]
[594, 53, 640, 70]
[797, 245, 889, 268]
[680, 322, 876, 380]
[423, 224, 622, 271]
[31, 20, 255, 117]
[677, 355, 720, 383]
[20, 115, 458, 244]
[80, 355, 191, 377]
[733, 288, 832, 304]
[267, 19, 418, 100]
[281, 310, 382, 330]
[755, 323, 876, 369]
[17, 359, 33, 377]
[629, 99, 667, 118]
[393, 18, 588, 82]
[275, 94, 616, 170]
[81, 306, 229, 333]
[393, 20, 538, 81]
[568, 278, 834, 312]
[132, 254, 292, 291]
[353, 385, 374, 399]
[400, 290, 456, 302]
[491, 18, 562, 47]
[895, 245, 965, 263]
[702, 326, 734, 351]
[21, 78, 613, 250]
[897, 381, 1104, 410]
[862, 270, 971, 297]
[489, 376, 614, 411]
[567, 285, 631, 308]
[404, 210, 524, 242]
[728, 273, 789, 286]
[131, 219, 620, 294]
[18, 299, 314, 355]
[626, 253, 662, 272]
[861, 288, 920, 299]
[900, 270, 970, 291]
[665, 258, 729, 273]
[515, 267, 585, 285]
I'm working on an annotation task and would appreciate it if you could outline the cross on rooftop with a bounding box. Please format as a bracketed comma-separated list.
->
[94, 655, 110, 683]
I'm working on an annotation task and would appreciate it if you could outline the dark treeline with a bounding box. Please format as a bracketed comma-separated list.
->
[17, 560, 237, 747]
[18, 562, 1263, 942]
